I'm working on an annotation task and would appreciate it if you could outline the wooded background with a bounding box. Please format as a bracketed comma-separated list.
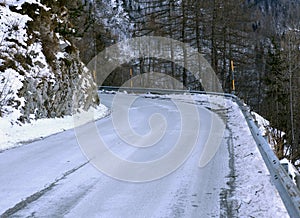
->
[59, 0, 300, 166]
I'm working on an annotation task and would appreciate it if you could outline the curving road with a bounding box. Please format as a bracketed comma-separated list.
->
[0, 93, 232, 218]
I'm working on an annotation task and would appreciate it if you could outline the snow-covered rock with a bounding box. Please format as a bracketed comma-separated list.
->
[0, 0, 99, 125]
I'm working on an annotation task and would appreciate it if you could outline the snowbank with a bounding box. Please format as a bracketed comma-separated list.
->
[0, 104, 109, 151]
[226, 99, 288, 217]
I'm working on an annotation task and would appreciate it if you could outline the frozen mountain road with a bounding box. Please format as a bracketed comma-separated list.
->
[0, 93, 236, 217]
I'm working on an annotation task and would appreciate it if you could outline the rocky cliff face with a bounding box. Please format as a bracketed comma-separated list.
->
[0, 0, 99, 124]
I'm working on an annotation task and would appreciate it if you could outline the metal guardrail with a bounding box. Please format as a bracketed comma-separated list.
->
[98, 86, 233, 97]
[99, 86, 200, 94]
[232, 96, 300, 218]
[99, 86, 300, 217]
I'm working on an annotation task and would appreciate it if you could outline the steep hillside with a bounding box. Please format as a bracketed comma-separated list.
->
[0, 0, 99, 124]
[249, 0, 300, 34]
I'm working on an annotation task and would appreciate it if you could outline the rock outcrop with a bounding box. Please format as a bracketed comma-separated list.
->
[0, 0, 99, 123]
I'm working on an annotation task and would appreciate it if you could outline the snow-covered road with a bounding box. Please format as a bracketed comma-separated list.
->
[0, 93, 288, 217]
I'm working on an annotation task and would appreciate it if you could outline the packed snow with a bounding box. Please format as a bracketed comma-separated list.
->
[225, 98, 288, 217]
[136, 92, 289, 217]
[0, 92, 290, 217]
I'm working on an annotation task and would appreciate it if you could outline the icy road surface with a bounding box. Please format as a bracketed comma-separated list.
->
[0, 93, 287, 217]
